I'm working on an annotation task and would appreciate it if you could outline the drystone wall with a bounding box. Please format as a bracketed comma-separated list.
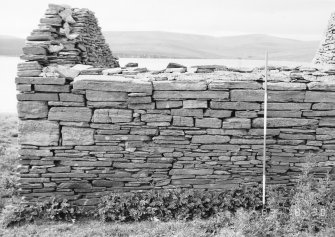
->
[16, 4, 335, 206]
[21, 4, 119, 68]
[17, 64, 335, 206]
[314, 12, 335, 65]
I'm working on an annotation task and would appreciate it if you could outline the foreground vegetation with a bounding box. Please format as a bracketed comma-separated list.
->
[0, 113, 334, 237]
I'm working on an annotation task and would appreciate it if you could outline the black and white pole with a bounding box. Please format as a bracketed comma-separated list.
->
[263, 51, 268, 209]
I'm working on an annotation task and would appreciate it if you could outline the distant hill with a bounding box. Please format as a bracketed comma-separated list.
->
[0, 35, 25, 56]
[105, 31, 320, 61]
[0, 32, 320, 61]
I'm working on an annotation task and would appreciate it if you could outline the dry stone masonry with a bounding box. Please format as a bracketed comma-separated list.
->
[16, 4, 335, 207]
[21, 4, 119, 68]
[314, 12, 335, 65]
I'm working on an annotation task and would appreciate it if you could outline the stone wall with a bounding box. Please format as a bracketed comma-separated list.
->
[16, 64, 335, 206]
[21, 4, 119, 68]
[314, 12, 335, 65]
[16, 4, 335, 207]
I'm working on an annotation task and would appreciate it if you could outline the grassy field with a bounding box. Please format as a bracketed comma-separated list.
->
[0, 113, 19, 198]
[0, 219, 239, 237]
[0, 113, 334, 237]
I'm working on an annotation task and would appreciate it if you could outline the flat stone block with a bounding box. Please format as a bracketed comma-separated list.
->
[191, 135, 230, 144]
[171, 179, 212, 185]
[19, 120, 59, 146]
[210, 101, 260, 110]
[86, 90, 128, 102]
[17, 93, 59, 101]
[128, 96, 151, 104]
[183, 100, 207, 108]
[20, 178, 50, 183]
[230, 139, 276, 144]
[209, 81, 262, 90]
[75, 145, 123, 151]
[222, 118, 251, 129]
[17, 101, 48, 119]
[74, 76, 153, 94]
[141, 114, 172, 122]
[195, 118, 221, 128]
[169, 169, 213, 175]
[153, 81, 207, 90]
[59, 93, 84, 102]
[88, 101, 127, 109]
[23, 46, 47, 55]
[267, 82, 306, 90]
[113, 162, 172, 169]
[303, 110, 335, 117]
[93, 109, 132, 123]
[173, 116, 194, 127]
[35, 85, 70, 93]
[319, 118, 335, 127]
[278, 133, 315, 140]
[204, 109, 232, 118]
[62, 127, 94, 145]
[16, 84, 32, 92]
[264, 110, 302, 118]
[15, 77, 66, 85]
[18, 62, 42, 71]
[308, 82, 335, 91]
[305, 91, 335, 102]
[156, 101, 182, 109]
[17, 70, 41, 77]
[199, 144, 240, 151]
[48, 101, 85, 107]
[92, 180, 124, 187]
[252, 118, 318, 128]
[268, 91, 305, 102]
[128, 103, 155, 110]
[264, 103, 311, 111]
[194, 184, 238, 189]
[153, 91, 229, 100]
[49, 107, 92, 122]
[235, 111, 258, 118]
[60, 161, 112, 167]
[48, 167, 71, 173]
[58, 182, 92, 190]
[19, 149, 52, 157]
[230, 90, 264, 101]
[94, 134, 150, 142]
[171, 109, 203, 117]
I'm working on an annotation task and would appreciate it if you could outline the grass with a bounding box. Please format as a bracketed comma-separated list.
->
[0, 113, 18, 172]
[0, 113, 19, 212]
[0, 219, 235, 237]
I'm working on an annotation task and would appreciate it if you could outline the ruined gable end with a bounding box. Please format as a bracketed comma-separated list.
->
[21, 3, 119, 68]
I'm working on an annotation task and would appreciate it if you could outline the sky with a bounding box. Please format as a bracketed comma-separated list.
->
[1, 0, 335, 40]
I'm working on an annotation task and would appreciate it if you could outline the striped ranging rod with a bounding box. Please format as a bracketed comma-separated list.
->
[263, 52, 268, 209]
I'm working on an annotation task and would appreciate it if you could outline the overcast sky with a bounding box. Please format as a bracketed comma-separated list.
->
[1, 0, 334, 40]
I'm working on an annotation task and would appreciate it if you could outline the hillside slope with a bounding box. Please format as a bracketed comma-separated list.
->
[0, 32, 319, 61]
[0, 36, 25, 56]
[105, 31, 319, 61]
